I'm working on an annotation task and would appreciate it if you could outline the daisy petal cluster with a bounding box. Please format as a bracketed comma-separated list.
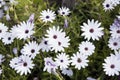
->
[9, 55, 34, 75]
[45, 26, 70, 52]
[40, 9, 56, 23]
[21, 41, 40, 59]
[103, 0, 120, 11]
[71, 52, 89, 70]
[81, 19, 104, 41]
[58, 7, 71, 16]
[10, 21, 35, 40]
[78, 41, 95, 56]
[103, 54, 120, 76]
[55, 53, 70, 69]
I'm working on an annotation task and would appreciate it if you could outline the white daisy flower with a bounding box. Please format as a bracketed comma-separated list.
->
[21, 41, 40, 59]
[78, 41, 95, 56]
[0, 23, 8, 39]
[45, 26, 70, 52]
[40, 9, 56, 23]
[111, 0, 120, 6]
[39, 37, 51, 52]
[2, 32, 15, 45]
[10, 55, 34, 75]
[103, 0, 114, 11]
[0, 54, 4, 65]
[81, 19, 104, 41]
[11, 21, 34, 40]
[71, 52, 89, 70]
[61, 68, 73, 76]
[44, 57, 58, 74]
[103, 55, 120, 76]
[110, 24, 120, 39]
[55, 53, 70, 69]
[108, 37, 120, 50]
[58, 7, 71, 16]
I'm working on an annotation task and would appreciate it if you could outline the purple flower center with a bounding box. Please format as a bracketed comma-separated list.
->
[113, 42, 118, 46]
[0, 30, 2, 33]
[117, 30, 120, 33]
[62, 12, 65, 14]
[58, 41, 61, 46]
[53, 35, 57, 39]
[8, 37, 11, 40]
[77, 58, 81, 63]
[23, 62, 27, 67]
[110, 64, 115, 69]
[60, 60, 63, 63]
[84, 47, 88, 51]
[25, 30, 29, 34]
[106, 4, 110, 7]
[89, 28, 94, 33]
[44, 41, 48, 45]
[31, 49, 35, 53]
[46, 16, 49, 19]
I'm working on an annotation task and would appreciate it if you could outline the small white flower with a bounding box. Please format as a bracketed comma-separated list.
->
[81, 19, 104, 41]
[0, 23, 8, 39]
[39, 37, 51, 52]
[103, 0, 114, 11]
[71, 52, 89, 70]
[78, 41, 95, 56]
[21, 41, 40, 59]
[58, 7, 71, 16]
[2, 32, 14, 45]
[40, 9, 56, 23]
[11, 21, 34, 40]
[55, 53, 70, 69]
[0, 0, 5, 8]
[45, 26, 70, 52]
[9, 55, 34, 75]
[44, 57, 58, 74]
[13, 48, 18, 54]
[61, 68, 73, 76]
[110, 24, 120, 39]
[103, 55, 120, 76]
[108, 37, 120, 50]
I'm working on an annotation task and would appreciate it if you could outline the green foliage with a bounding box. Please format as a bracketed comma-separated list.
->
[0, 0, 120, 80]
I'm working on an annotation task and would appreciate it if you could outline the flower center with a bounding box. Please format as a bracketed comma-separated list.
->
[84, 47, 88, 51]
[23, 62, 27, 67]
[31, 49, 35, 53]
[58, 41, 61, 46]
[110, 64, 115, 69]
[44, 41, 48, 45]
[25, 30, 29, 34]
[77, 58, 81, 63]
[106, 4, 110, 7]
[62, 12, 65, 14]
[60, 60, 63, 63]
[46, 16, 49, 19]
[117, 30, 120, 33]
[8, 37, 11, 40]
[113, 42, 118, 46]
[89, 28, 94, 33]
[53, 35, 57, 39]
[0, 30, 2, 33]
